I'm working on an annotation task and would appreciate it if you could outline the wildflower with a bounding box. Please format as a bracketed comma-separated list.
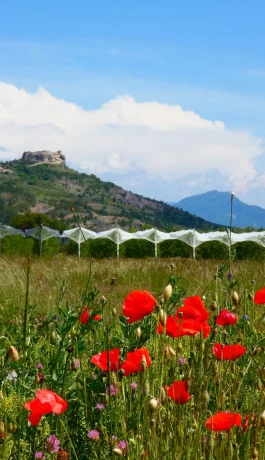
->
[35, 453, 46, 459]
[122, 290, 156, 323]
[116, 440, 128, 455]
[176, 296, 209, 322]
[130, 382, 137, 390]
[177, 357, 186, 366]
[36, 373, 45, 384]
[227, 273, 233, 280]
[91, 348, 120, 372]
[158, 316, 211, 338]
[96, 403, 105, 411]
[57, 450, 69, 460]
[254, 287, 265, 304]
[216, 310, 238, 326]
[165, 380, 191, 404]
[111, 435, 118, 443]
[45, 435, 60, 453]
[206, 412, 242, 431]
[72, 359, 80, 370]
[242, 314, 249, 320]
[106, 384, 119, 396]
[24, 389, 67, 426]
[212, 344, 246, 361]
[120, 348, 151, 376]
[6, 370, 18, 382]
[37, 364, 44, 369]
[79, 307, 102, 324]
[87, 429, 100, 441]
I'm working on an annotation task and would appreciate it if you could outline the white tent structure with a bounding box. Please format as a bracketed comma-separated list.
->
[26, 225, 61, 255]
[97, 227, 137, 258]
[0, 224, 24, 253]
[62, 227, 97, 257]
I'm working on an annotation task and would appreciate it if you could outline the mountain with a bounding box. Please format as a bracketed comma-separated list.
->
[0, 152, 219, 231]
[170, 190, 265, 229]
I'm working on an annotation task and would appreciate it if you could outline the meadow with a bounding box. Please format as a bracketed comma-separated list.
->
[0, 254, 265, 459]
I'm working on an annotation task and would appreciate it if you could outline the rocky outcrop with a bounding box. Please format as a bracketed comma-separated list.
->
[22, 150, 66, 166]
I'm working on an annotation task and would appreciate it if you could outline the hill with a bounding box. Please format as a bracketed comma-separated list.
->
[0, 154, 219, 231]
[170, 190, 265, 229]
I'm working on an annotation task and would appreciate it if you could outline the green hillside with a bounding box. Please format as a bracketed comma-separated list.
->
[0, 158, 219, 231]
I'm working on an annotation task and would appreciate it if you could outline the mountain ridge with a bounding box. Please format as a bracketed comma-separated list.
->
[0, 156, 220, 231]
[170, 190, 265, 229]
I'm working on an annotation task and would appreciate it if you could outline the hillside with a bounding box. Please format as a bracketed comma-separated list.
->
[0, 156, 219, 231]
[170, 190, 265, 229]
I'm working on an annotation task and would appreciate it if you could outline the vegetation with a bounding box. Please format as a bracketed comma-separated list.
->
[0, 255, 265, 458]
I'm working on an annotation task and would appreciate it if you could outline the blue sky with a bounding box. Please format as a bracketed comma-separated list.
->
[1, 1, 265, 205]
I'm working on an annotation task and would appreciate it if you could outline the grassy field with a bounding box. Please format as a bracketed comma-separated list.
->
[1, 255, 265, 459]
[1, 255, 264, 316]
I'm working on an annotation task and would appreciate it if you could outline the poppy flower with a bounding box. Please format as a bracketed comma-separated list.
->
[24, 389, 67, 426]
[157, 316, 211, 338]
[120, 348, 151, 376]
[122, 290, 156, 323]
[165, 380, 191, 404]
[91, 348, 120, 372]
[176, 296, 209, 323]
[212, 344, 246, 361]
[254, 287, 265, 304]
[79, 307, 102, 324]
[206, 412, 242, 431]
[216, 310, 238, 326]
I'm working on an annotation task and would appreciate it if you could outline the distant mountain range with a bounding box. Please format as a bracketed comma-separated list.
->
[0, 153, 219, 231]
[170, 190, 265, 229]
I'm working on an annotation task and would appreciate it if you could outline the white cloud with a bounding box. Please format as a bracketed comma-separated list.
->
[0, 81, 263, 200]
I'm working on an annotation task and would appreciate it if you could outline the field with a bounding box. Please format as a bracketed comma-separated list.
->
[1, 255, 265, 459]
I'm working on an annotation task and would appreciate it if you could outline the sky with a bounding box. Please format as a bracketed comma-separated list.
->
[1, 1, 265, 205]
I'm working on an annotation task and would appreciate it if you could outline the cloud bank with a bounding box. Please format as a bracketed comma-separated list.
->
[0, 82, 263, 201]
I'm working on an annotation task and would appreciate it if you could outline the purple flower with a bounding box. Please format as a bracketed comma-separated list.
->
[227, 273, 233, 280]
[88, 429, 100, 441]
[35, 453, 46, 459]
[106, 384, 118, 396]
[37, 363, 44, 369]
[242, 315, 249, 320]
[96, 403, 105, 411]
[45, 435, 60, 453]
[177, 357, 186, 366]
[116, 440, 128, 454]
[73, 359, 80, 369]
[129, 382, 137, 390]
[111, 435, 118, 444]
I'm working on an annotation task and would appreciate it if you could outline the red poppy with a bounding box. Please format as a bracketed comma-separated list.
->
[176, 296, 209, 323]
[206, 412, 242, 431]
[24, 389, 67, 426]
[212, 344, 246, 361]
[91, 348, 120, 372]
[79, 307, 102, 324]
[165, 380, 191, 404]
[157, 316, 211, 338]
[254, 287, 265, 304]
[120, 348, 151, 376]
[122, 290, 156, 323]
[216, 310, 238, 326]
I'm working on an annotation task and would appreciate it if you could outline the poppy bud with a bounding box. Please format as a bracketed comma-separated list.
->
[113, 448, 123, 456]
[159, 309, 167, 326]
[164, 345, 170, 360]
[143, 381, 150, 396]
[50, 330, 57, 343]
[232, 291, 239, 306]
[150, 418, 155, 427]
[203, 390, 210, 404]
[260, 411, 265, 426]
[140, 355, 148, 372]
[112, 308, 117, 316]
[163, 284, 172, 301]
[211, 301, 217, 312]
[253, 447, 258, 458]
[169, 346, 176, 357]
[9, 346, 19, 362]
[159, 387, 166, 402]
[7, 423, 16, 433]
[192, 421, 198, 429]
[136, 327, 141, 339]
[148, 398, 158, 413]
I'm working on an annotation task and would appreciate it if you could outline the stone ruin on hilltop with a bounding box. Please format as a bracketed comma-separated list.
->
[22, 150, 66, 166]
